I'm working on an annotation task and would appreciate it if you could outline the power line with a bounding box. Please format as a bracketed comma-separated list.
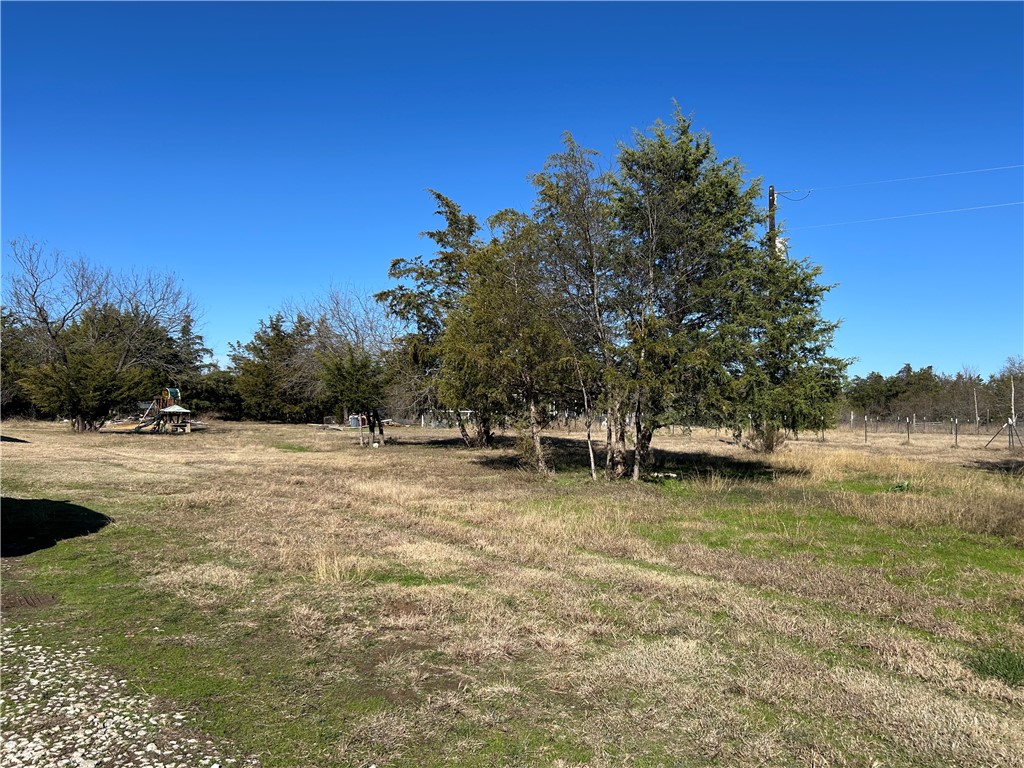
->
[789, 201, 1023, 231]
[778, 163, 1023, 195]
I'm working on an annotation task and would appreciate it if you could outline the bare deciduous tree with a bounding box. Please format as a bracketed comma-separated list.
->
[306, 288, 401, 439]
[3, 238, 200, 430]
[5, 237, 108, 364]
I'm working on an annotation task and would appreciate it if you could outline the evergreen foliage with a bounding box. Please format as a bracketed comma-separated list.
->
[319, 344, 389, 426]
[844, 357, 1023, 425]
[2, 238, 207, 430]
[228, 313, 325, 423]
[375, 191, 496, 446]
[372, 109, 851, 471]
[438, 210, 573, 471]
[715, 244, 846, 450]
[1, 309, 35, 416]
[188, 368, 244, 419]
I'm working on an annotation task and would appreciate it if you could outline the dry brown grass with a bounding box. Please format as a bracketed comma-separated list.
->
[2, 419, 1022, 767]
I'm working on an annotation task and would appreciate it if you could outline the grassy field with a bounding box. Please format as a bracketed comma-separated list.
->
[1, 420, 1022, 767]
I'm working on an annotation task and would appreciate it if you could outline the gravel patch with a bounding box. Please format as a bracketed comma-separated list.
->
[1, 621, 260, 768]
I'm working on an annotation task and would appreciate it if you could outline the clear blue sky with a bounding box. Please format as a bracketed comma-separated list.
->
[3, 1, 1022, 380]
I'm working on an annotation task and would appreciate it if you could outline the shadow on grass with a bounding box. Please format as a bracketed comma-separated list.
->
[470, 434, 803, 481]
[412, 434, 473, 450]
[0, 435, 31, 443]
[967, 457, 1024, 476]
[1, 497, 112, 557]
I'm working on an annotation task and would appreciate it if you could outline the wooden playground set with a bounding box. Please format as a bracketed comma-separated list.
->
[100, 388, 203, 434]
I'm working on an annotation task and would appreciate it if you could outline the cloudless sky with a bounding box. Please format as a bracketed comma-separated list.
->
[3, 1, 1022, 379]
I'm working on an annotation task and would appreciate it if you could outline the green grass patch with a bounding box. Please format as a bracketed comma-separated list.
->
[967, 645, 1024, 687]
[823, 474, 893, 494]
[654, 478, 700, 499]
[642, 493, 1023, 611]
[633, 520, 686, 546]
[274, 443, 311, 452]
[368, 564, 473, 588]
[9, 531, 440, 766]
[448, 722, 595, 767]
[657, 477, 767, 506]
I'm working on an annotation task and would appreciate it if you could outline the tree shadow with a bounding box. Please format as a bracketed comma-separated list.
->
[0, 435, 31, 443]
[652, 449, 790, 481]
[1, 498, 112, 557]
[473, 453, 527, 471]
[460, 435, 524, 470]
[471, 435, 804, 481]
[412, 434, 473, 450]
[967, 458, 1024, 476]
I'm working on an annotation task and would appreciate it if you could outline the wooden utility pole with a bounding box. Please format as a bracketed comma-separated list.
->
[768, 184, 777, 256]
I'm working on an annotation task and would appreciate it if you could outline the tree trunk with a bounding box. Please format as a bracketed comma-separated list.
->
[455, 410, 473, 447]
[528, 399, 550, 474]
[572, 362, 597, 481]
[474, 414, 494, 448]
[631, 393, 654, 481]
[72, 414, 100, 432]
[633, 422, 654, 481]
[474, 421, 493, 448]
[369, 408, 385, 441]
[454, 410, 492, 448]
[605, 401, 628, 479]
[584, 411, 597, 482]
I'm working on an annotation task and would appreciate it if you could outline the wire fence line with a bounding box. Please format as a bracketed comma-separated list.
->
[405, 409, 1023, 448]
[837, 412, 1024, 449]
[839, 412, 1015, 437]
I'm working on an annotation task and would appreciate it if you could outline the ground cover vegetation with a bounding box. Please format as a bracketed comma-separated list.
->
[4, 104, 1024, 766]
[0, 422, 1021, 766]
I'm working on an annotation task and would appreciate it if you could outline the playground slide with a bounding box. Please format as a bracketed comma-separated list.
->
[133, 416, 161, 433]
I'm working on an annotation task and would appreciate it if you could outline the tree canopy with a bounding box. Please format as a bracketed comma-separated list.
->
[367, 109, 849, 474]
[2, 238, 206, 430]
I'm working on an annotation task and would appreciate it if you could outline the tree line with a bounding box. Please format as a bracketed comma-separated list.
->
[7, 109, 1009, 475]
[844, 360, 1023, 426]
